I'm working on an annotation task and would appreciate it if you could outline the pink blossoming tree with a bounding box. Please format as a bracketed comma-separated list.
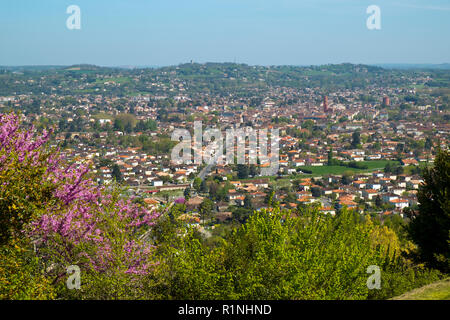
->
[0, 113, 160, 297]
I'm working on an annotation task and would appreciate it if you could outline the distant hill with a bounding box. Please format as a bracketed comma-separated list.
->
[0, 65, 66, 72]
[3, 62, 450, 72]
[373, 63, 450, 70]
[1, 62, 448, 96]
[63, 64, 103, 71]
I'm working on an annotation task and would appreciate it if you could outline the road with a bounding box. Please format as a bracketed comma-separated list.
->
[198, 163, 214, 180]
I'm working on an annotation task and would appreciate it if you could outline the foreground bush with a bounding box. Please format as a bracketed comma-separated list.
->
[0, 113, 159, 299]
[0, 238, 56, 299]
[153, 207, 429, 300]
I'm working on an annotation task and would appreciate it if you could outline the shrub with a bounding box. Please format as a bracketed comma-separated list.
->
[0, 113, 160, 299]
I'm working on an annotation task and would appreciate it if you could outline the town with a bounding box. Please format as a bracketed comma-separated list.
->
[0, 62, 448, 231]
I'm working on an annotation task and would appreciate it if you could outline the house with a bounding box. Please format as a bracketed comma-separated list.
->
[293, 159, 306, 167]
[230, 181, 242, 188]
[319, 206, 336, 215]
[242, 183, 258, 193]
[372, 171, 384, 178]
[299, 182, 311, 191]
[285, 168, 297, 175]
[152, 180, 163, 187]
[233, 196, 245, 206]
[298, 196, 315, 204]
[407, 179, 423, 190]
[186, 196, 205, 211]
[297, 191, 312, 199]
[228, 189, 244, 200]
[215, 211, 232, 223]
[277, 158, 288, 166]
[389, 198, 409, 210]
[215, 201, 229, 212]
[401, 158, 419, 166]
[362, 189, 378, 200]
[338, 199, 358, 209]
[397, 181, 407, 188]
[366, 183, 381, 190]
[332, 189, 345, 197]
[350, 154, 364, 162]
[392, 188, 406, 196]
[384, 174, 397, 180]
[143, 198, 161, 207]
[353, 180, 366, 189]
[310, 162, 324, 166]
[382, 194, 398, 203]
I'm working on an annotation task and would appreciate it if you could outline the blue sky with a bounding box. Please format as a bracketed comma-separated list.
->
[0, 0, 449, 66]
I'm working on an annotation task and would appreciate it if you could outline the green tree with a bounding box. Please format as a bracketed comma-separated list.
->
[184, 187, 191, 201]
[424, 137, 433, 150]
[408, 149, 450, 272]
[124, 122, 133, 133]
[111, 164, 123, 182]
[311, 187, 322, 198]
[200, 179, 208, 193]
[208, 181, 220, 199]
[341, 172, 353, 185]
[237, 164, 249, 179]
[328, 147, 334, 166]
[243, 195, 253, 210]
[265, 188, 275, 207]
[249, 164, 258, 177]
[199, 198, 213, 223]
[113, 118, 125, 132]
[375, 195, 383, 208]
[384, 162, 392, 174]
[351, 130, 361, 149]
[193, 177, 202, 192]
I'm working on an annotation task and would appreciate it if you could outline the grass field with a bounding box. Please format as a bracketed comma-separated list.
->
[149, 189, 184, 201]
[95, 76, 132, 84]
[234, 160, 401, 190]
[91, 112, 114, 120]
[391, 278, 450, 300]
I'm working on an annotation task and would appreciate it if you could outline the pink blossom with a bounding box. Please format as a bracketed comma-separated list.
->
[1, 112, 161, 275]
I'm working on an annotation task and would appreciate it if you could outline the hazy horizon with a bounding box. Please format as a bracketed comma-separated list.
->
[1, 0, 449, 66]
[1, 62, 450, 69]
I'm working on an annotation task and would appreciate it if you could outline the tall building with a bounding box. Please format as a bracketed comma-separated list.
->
[383, 96, 390, 106]
[323, 96, 329, 113]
